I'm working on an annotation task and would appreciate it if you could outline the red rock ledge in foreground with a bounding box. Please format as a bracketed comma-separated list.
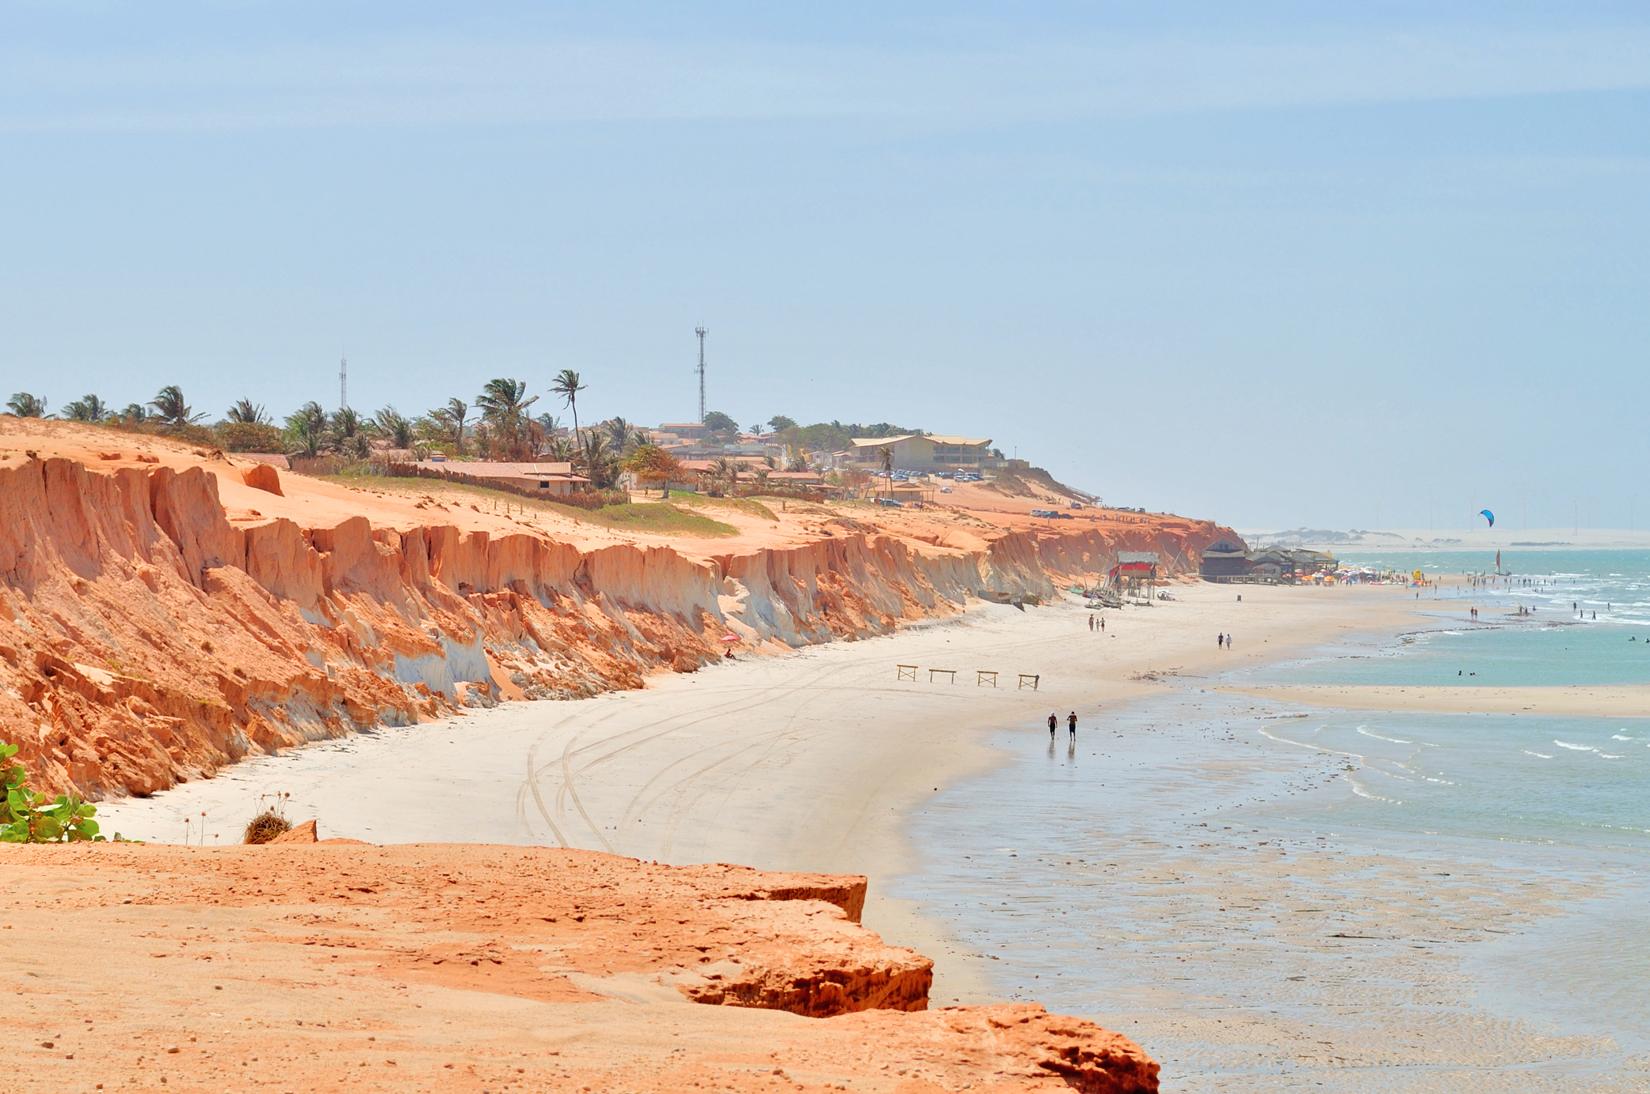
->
[4, 842, 1159, 1092]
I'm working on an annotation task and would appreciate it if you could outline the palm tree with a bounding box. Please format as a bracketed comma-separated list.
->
[550, 369, 586, 442]
[544, 435, 576, 462]
[118, 403, 149, 424]
[604, 417, 645, 456]
[711, 456, 742, 497]
[329, 407, 368, 457]
[62, 394, 110, 422]
[475, 379, 537, 460]
[373, 406, 415, 449]
[285, 401, 327, 457]
[149, 385, 204, 428]
[6, 392, 48, 417]
[226, 399, 269, 425]
[428, 397, 468, 456]
[578, 432, 617, 489]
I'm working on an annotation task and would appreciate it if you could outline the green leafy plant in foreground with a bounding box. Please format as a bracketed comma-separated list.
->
[1, 741, 106, 843]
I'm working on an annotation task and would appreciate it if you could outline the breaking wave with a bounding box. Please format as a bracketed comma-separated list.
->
[1357, 726, 1413, 745]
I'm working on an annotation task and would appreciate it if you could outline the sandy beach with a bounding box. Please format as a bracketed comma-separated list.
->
[1229, 682, 1650, 718]
[94, 575, 1650, 1090]
[99, 582, 1417, 997]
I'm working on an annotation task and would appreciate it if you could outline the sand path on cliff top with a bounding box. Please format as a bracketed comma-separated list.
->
[99, 581, 1421, 998]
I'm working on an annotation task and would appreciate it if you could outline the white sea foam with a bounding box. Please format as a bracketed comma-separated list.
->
[1523, 750, 1554, 759]
[1357, 726, 1413, 745]
[1598, 753, 1625, 760]
[1611, 734, 1640, 742]
[1553, 740, 1597, 752]
[1256, 726, 1363, 761]
[1344, 773, 1402, 805]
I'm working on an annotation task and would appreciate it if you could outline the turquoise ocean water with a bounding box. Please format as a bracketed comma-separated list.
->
[895, 549, 1650, 1088]
[1242, 550, 1650, 852]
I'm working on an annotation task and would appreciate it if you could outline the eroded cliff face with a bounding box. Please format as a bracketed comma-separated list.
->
[0, 455, 1232, 797]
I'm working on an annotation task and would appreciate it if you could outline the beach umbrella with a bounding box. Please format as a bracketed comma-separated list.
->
[720, 633, 740, 644]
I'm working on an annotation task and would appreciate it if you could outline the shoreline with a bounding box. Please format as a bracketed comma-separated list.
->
[99, 581, 1423, 1002]
[900, 628, 1650, 1087]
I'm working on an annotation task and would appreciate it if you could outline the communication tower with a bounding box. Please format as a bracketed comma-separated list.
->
[695, 326, 707, 423]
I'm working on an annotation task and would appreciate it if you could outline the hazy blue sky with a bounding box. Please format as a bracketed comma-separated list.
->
[4, 2, 1647, 530]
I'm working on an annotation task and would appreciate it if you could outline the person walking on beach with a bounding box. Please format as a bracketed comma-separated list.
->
[1217, 632, 1225, 648]
[1048, 712, 1058, 740]
[1068, 711, 1077, 740]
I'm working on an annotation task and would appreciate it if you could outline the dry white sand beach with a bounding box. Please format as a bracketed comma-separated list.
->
[99, 582, 1417, 990]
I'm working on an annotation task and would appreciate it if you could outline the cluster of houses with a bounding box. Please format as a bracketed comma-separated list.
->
[652, 423, 1002, 475]
[1199, 542, 1339, 584]
[369, 423, 1007, 502]
[838, 434, 1000, 473]
[235, 415, 1014, 505]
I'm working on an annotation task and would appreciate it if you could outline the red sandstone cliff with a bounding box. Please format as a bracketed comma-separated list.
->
[0, 436, 1233, 798]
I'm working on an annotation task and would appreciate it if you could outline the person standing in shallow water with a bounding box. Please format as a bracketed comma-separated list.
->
[1067, 711, 1077, 740]
[1048, 712, 1058, 740]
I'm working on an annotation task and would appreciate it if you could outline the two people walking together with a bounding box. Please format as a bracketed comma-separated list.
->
[1048, 711, 1078, 741]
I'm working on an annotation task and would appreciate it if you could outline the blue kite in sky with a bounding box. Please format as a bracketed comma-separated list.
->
[1479, 509, 1495, 528]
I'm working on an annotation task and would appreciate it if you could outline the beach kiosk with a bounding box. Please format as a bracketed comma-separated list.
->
[1109, 551, 1159, 599]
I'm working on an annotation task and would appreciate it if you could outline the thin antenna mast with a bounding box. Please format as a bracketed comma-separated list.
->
[339, 354, 349, 411]
[695, 326, 707, 423]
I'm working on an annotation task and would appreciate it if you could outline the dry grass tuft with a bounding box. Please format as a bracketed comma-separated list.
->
[243, 810, 292, 844]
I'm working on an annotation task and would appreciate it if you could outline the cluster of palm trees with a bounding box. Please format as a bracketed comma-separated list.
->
[11, 384, 207, 429]
[6, 370, 656, 491]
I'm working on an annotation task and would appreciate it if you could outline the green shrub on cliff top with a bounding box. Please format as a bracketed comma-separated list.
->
[0, 741, 106, 843]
